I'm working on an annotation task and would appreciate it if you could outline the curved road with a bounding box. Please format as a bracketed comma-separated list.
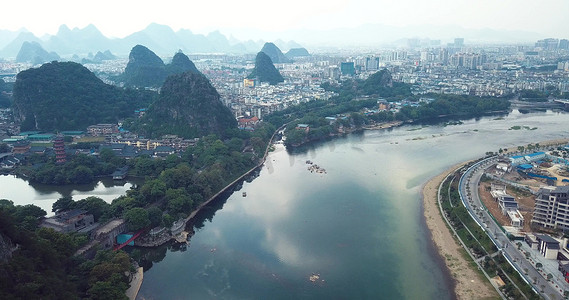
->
[458, 156, 566, 300]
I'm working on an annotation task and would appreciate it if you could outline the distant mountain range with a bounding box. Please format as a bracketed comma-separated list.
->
[16, 41, 60, 65]
[221, 23, 549, 48]
[0, 22, 555, 60]
[260, 42, 291, 64]
[0, 23, 304, 59]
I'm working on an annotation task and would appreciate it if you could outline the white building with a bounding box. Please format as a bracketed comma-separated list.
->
[532, 186, 569, 230]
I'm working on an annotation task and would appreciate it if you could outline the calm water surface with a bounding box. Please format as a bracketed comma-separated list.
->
[0, 176, 141, 215]
[136, 110, 569, 299]
[4, 110, 567, 299]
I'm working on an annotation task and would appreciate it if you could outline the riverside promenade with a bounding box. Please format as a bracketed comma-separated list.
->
[182, 124, 286, 225]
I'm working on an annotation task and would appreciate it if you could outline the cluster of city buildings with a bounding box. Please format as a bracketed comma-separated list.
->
[0, 125, 201, 170]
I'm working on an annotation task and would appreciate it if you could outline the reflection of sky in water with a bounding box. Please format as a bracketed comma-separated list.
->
[140, 110, 569, 299]
[0, 176, 135, 215]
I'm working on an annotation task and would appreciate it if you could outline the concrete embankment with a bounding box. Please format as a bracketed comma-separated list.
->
[125, 267, 143, 300]
[183, 123, 287, 225]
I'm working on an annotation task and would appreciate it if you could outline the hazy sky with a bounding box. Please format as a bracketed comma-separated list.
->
[2, 0, 568, 39]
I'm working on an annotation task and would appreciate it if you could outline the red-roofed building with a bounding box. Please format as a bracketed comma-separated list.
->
[238, 116, 260, 131]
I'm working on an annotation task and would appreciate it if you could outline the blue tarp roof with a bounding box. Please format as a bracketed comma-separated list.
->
[527, 152, 545, 157]
[517, 164, 533, 170]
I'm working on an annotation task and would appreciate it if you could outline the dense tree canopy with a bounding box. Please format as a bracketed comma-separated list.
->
[0, 200, 131, 299]
[134, 72, 237, 138]
[13, 61, 156, 131]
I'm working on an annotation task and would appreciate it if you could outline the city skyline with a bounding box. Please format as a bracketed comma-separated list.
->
[1, 0, 568, 43]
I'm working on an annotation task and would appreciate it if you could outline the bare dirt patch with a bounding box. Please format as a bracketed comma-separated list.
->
[479, 181, 535, 232]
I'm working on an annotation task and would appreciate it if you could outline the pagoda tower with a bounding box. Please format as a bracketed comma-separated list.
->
[53, 135, 66, 164]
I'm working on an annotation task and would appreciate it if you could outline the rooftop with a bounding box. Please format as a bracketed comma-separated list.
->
[537, 234, 560, 245]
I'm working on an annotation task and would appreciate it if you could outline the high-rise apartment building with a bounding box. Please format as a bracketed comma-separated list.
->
[533, 186, 569, 230]
[365, 57, 379, 70]
[340, 62, 355, 75]
[535, 38, 559, 50]
[454, 38, 464, 47]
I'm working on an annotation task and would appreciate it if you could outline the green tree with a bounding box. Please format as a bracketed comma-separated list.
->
[162, 213, 175, 228]
[124, 207, 150, 231]
[52, 196, 75, 212]
[351, 112, 366, 127]
[147, 206, 163, 228]
[140, 179, 166, 204]
[99, 148, 116, 163]
[109, 196, 135, 218]
[71, 165, 94, 184]
[134, 156, 155, 176]
[87, 280, 128, 300]
[75, 196, 110, 221]
[166, 188, 193, 215]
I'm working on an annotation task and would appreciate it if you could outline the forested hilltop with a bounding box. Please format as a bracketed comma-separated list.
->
[127, 72, 236, 138]
[247, 51, 284, 85]
[13, 61, 156, 131]
[121, 45, 201, 88]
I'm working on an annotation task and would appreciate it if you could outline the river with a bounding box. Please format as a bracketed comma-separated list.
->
[133, 110, 569, 299]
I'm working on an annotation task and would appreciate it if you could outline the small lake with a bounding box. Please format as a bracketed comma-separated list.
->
[0, 176, 143, 215]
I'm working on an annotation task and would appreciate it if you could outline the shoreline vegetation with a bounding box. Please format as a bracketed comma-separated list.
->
[0, 67, 553, 299]
[134, 124, 287, 248]
[422, 162, 498, 299]
[422, 138, 569, 299]
[261, 69, 512, 149]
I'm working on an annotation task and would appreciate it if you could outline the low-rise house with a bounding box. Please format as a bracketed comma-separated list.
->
[27, 134, 54, 143]
[112, 166, 129, 180]
[238, 116, 260, 131]
[60, 131, 85, 138]
[87, 124, 118, 136]
[296, 124, 310, 132]
[29, 146, 46, 155]
[154, 145, 175, 157]
[0, 155, 20, 169]
[525, 234, 539, 250]
[12, 140, 30, 154]
[40, 209, 95, 233]
[490, 184, 523, 227]
[537, 234, 560, 259]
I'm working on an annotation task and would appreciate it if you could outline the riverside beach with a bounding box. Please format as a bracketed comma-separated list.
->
[422, 162, 498, 299]
[422, 138, 569, 299]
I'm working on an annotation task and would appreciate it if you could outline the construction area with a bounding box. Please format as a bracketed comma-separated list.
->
[479, 146, 569, 235]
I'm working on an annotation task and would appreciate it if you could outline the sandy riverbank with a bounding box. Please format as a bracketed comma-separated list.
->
[422, 137, 569, 299]
[422, 163, 498, 300]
